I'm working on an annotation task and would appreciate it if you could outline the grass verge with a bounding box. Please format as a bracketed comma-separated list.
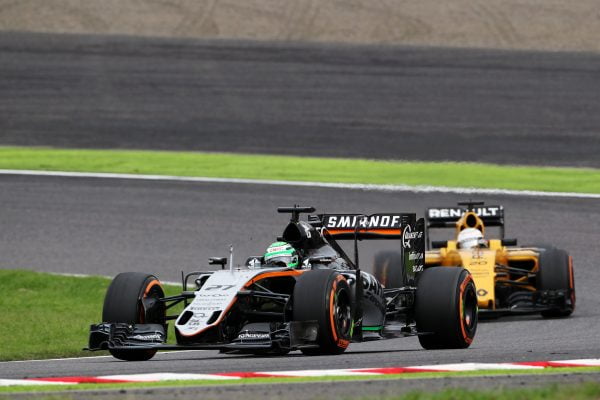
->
[0, 269, 181, 361]
[0, 147, 599, 194]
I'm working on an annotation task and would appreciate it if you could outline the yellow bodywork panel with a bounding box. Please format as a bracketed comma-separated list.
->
[425, 243, 540, 310]
[426, 246, 497, 309]
[457, 249, 497, 309]
[425, 219, 542, 310]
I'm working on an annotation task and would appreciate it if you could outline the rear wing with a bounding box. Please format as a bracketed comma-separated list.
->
[425, 205, 505, 248]
[312, 213, 425, 282]
[316, 213, 414, 239]
[425, 205, 504, 229]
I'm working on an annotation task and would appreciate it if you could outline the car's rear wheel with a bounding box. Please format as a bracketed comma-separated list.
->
[415, 267, 477, 349]
[537, 247, 575, 318]
[293, 269, 352, 355]
[372, 251, 404, 288]
[103, 272, 165, 361]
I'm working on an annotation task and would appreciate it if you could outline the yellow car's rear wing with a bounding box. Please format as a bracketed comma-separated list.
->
[425, 201, 505, 249]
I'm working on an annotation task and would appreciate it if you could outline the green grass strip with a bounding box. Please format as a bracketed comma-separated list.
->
[0, 270, 108, 361]
[2, 369, 600, 395]
[0, 146, 599, 194]
[0, 270, 182, 361]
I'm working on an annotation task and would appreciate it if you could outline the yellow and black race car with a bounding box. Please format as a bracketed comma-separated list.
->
[423, 201, 575, 318]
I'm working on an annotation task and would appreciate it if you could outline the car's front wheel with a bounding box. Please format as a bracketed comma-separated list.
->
[415, 267, 478, 349]
[293, 269, 352, 355]
[102, 272, 165, 361]
[537, 247, 575, 318]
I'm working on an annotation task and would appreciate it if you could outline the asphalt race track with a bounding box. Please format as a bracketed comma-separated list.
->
[1, 174, 599, 382]
[1, 32, 600, 167]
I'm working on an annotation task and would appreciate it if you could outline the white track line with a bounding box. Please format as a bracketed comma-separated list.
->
[0, 350, 207, 364]
[100, 373, 238, 381]
[1, 169, 598, 199]
[260, 369, 380, 377]
[551, 359, 600, 366]
[407, 362, 543, 372]
[0, 379, 69, 386]
[0, 355, 114, 364]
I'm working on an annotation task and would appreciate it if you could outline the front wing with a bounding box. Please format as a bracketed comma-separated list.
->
[87, 321, 319, 352]
[479, 288, 573, 317]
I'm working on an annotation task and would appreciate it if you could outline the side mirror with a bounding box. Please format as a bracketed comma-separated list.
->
[209, 257, 227, 269]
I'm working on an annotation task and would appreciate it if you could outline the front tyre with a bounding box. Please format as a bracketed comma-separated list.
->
[293, 270, 352, 355]
[537, 248, 575, 318]
[415, 267, 477, 349]
[103, 272, 165, 361]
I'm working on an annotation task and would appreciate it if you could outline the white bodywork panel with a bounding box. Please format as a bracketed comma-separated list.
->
[175, 268, 283, 337]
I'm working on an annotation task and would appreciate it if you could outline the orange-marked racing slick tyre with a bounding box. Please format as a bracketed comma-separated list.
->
[293, 269, 352, 355]
[102, 272, 165, 361]
[537, 247, 575, 318]
[415, 267, 477, 349]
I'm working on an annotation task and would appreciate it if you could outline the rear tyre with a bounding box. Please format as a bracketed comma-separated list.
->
[293, 270, 352, 355]
[415, 267, 477, 349]
[537, 248, 575, 318]
[373, 251, 404, 288]
[103, 272, 165, 361]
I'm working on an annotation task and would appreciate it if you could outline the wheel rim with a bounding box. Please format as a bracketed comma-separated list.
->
[139, 280, 165, 324]
[462, 283, 477, 336]
[568, 257, 576, 310]
[334, 289, 352, 339]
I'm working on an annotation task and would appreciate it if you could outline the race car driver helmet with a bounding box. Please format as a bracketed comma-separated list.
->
[263, 241, 300, 268]
[457, 228, 486, 249]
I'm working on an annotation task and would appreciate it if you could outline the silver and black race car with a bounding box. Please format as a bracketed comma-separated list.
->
[87, 206, 478, 361]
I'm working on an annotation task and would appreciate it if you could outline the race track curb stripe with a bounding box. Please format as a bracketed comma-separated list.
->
[1, 169, 599, 199]
[3, 359, 600, 386]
